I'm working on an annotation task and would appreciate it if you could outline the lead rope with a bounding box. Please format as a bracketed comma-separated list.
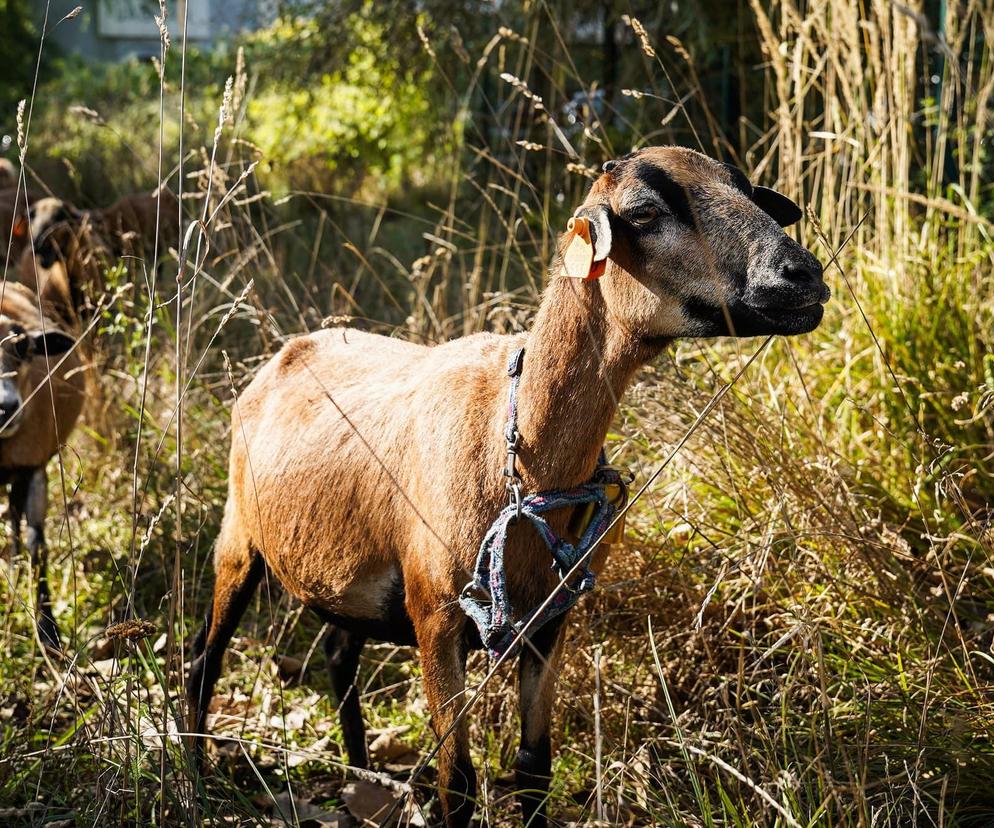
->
[459, 347, 628, 659]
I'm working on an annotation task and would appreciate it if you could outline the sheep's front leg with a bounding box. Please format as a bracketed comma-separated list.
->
[9, 472, 26, 558]
[412, 604, 476, 827]
[13, 468, 59, 650]
[516, 618, 567, 827]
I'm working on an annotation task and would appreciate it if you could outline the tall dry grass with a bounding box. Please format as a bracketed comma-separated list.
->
[1, 1, 993, 826]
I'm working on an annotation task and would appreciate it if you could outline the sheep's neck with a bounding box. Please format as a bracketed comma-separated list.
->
[514, 275, 661, 489]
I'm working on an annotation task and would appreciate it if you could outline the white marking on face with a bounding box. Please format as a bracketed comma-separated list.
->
[0, 376, 23, 436]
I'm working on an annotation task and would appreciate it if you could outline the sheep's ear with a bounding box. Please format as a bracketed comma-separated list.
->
[36, 239, 58, 269]
[563, 204, 613, 280]
[721, 162, 754, 197]
[30, 330, 76, 356]
[752, 186, 803, 227]
[576, 203, 613, 261]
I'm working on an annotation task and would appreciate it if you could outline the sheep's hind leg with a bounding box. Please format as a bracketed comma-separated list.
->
[187, 532, 264, 766]
[324, 625, 369, 768]
[13, 468, 60, 650]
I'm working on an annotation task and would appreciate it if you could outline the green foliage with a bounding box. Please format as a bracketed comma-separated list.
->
[244, 12, 439, 191]
[26, 8, 442, 201]
[27, 49, 221, 200]
[0, 0, 40, 118]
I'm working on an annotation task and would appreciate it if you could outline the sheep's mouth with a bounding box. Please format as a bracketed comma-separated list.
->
[812, 282, 832, 305]
[734, 282, 830, 335]
[742, 300, 825, 334]
[686, 292, 828, 337]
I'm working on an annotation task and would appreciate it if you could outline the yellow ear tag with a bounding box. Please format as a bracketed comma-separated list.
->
[563, 216, 606, 281]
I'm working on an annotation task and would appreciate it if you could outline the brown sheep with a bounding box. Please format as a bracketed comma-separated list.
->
[99, 187, 181, 260]
[0, 281, 84, 648]
[188, 146, 829, 826]
[17, 189, 179, 318]
[16, 198, 110, 323]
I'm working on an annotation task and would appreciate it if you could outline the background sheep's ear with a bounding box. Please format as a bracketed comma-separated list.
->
[36, 239, 58, 269]
[574, 203, 613, 262]
[752, 186, 803, 227]
[30, 330, 76, 356]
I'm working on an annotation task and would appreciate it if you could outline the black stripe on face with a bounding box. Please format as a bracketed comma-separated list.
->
[633, 162, 694, 226]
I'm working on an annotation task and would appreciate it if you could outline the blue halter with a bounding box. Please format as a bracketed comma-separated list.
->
[459, 347, 627, 659]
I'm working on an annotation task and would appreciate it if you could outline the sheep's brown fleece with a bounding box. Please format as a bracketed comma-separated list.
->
[214, 283, 633, 824]
[17, 189, 180, 318]
[97, 189, 180, 259]
[16, 220, 108, 327]
[0, 282, 84, 469]
[0, 279, 84, 651]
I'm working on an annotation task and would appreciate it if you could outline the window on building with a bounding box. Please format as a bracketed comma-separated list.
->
[97, 0, 211, 40]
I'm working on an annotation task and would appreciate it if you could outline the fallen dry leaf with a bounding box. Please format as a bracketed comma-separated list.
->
[138, 715, 180, 749]
[89, 637, 115, 660]
[286, 735, 331, 768]
[269, 789, 353, 827]
[381, 754, 420, 774]
[368, 730, 413, 763]
[91, 658, 118, 677]
[342, 781, 425, 827]
[269, 704, 309, 732]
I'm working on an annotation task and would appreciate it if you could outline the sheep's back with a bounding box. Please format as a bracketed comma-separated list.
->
[224, 327, 518, 607]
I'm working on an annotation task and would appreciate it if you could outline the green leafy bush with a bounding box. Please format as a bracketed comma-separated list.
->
[244, 13, 437, 191]
[0, 0, 45, 129]
[27, 8, 441, 200]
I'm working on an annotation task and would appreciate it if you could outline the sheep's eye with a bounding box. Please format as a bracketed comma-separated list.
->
[2, 331, 31, 360]
[6, 333, 29, 361]
[629, 204, 662, 225]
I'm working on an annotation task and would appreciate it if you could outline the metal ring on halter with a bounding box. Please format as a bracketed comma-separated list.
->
[461, 579, 490, 602]
[508, 479, 523, 520]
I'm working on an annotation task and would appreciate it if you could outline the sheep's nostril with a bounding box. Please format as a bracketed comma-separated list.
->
[781, 262, 823, 285]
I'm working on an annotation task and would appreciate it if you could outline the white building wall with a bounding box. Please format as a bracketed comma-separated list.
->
[43, 0, 273, 62]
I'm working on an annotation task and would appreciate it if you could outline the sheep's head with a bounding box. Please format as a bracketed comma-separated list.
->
[566, 146, 828, 339]
[20, 197, 85, 269]
[0, 318, 76, 438]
